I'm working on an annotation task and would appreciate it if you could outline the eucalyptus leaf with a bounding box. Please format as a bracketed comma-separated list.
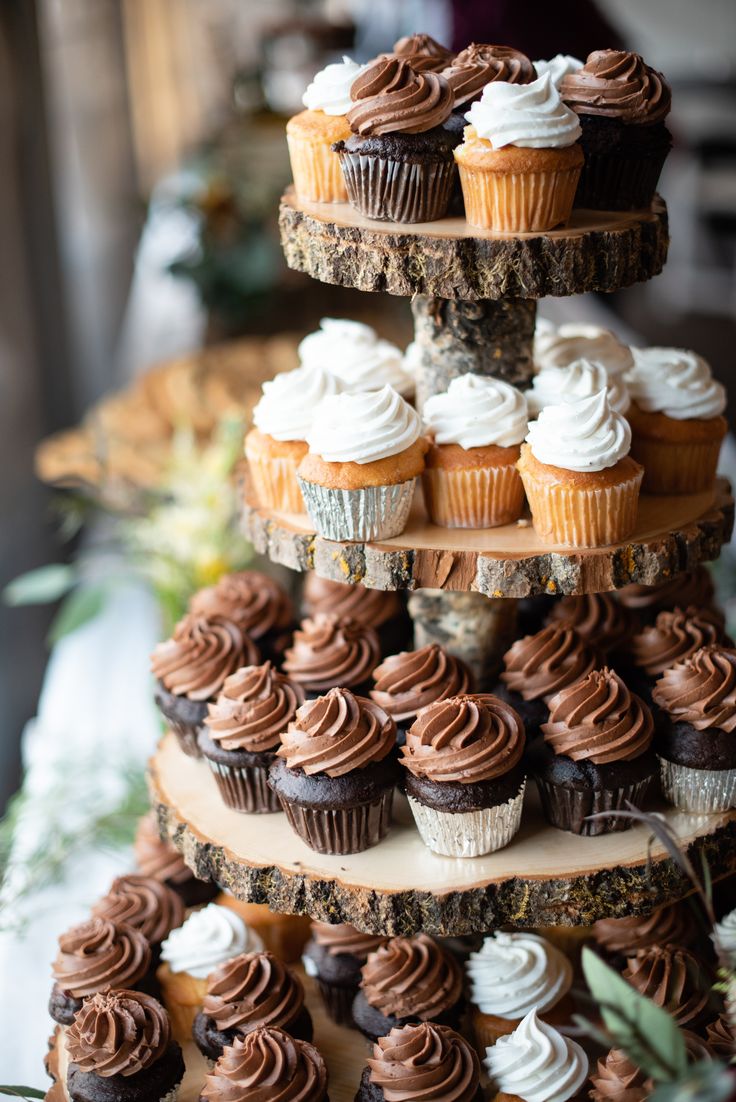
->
[46, 583, 107, 645]
[3, 564, 75, 607]
[651, 1061, 736, 1101]
[0, 1088, 46, 1099]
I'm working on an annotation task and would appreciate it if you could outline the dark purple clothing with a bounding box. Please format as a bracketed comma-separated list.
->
[450, 0, 626, 61]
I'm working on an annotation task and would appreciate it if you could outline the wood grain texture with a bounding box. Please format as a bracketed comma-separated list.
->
[279, 188, 669, 300]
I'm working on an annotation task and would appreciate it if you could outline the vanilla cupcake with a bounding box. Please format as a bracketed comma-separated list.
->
[625, 347, 727, 493]
[484, 1009, 589, 1102]
[533, 323, 634, 379]
[533, 55, 583, 88]
[455, 72, 583, 232]
[245, 364, 340, 513]
[298, 318, 414, 400]
[298, 385, 428, 542]
[422, 374, 528, 528]
[526, 359, 630, 419]
[518, 390, 642, 548]
[287, 56, 365, 202]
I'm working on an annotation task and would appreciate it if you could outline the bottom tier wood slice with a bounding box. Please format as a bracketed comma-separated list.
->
[150, 733, 736, 935]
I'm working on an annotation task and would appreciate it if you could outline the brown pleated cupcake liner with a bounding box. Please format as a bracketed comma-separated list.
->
[407, 784, 525, 858]
[287, 133, 348, 203]
[458, 164, 581, 232]
[278, 789, 394, 854]
[422, 464, 525, 529]
[535, 775, 655, 835]
[167, 717, 204, 759]
[337, 151, 456, 223]
[205, 758, 282, 814]
[574, 147, 669, 211]
[316, 978, 357, 1026]
[245, 448, 305, 513]
[658, 757, 736, 814]
[629, 436, 722, 495]
[297, 477, 415, 541]
[519, 467, 642, 548]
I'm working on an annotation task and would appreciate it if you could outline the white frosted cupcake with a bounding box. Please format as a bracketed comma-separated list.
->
[518, 389, 642, 547]
[485, 1009, 589, 1102]
[533, 55, 584, 88]
[526, 358, 630, 419]
[534, 323, 634, 379]
[455, 72, 583, 231]
[422, 374, 528, 528]
[625, 347, 727, 493]
[299, 317, 414, 400]
[712, 908, 736, 969]
[466, 932, 574, 1050]
[298, 385, 427, 541]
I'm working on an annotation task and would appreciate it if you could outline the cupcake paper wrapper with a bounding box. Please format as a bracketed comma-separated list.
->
[574, 146, 669, 211]
[246, 448, 305, 513]
[519, 466, 642, 548]
[286, 133, 348, 203]
[316, 978, 358, 1026]
[407, 782, 525, 858]
[297, 477, 415, 542]
[337, 151, 456, 223]
[278, 789, 394, 855]
[457, 163, 581, 232]
[422, 464, 525, 528]
[535, 775, 654, 836]
[630, 436, 722, 495]
[167, 717, 204, 760]
[658, 756, 736, 814]
[205, 758, 282, 813]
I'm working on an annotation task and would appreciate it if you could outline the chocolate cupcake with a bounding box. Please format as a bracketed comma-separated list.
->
[190, 570, 294, 662]
[151, 613, 260, 757]
[531, 667, 657, 835]
[282, 613, 380, 699]
[616, 566, 719, 625]
[390, 33, 453, 73]
[333, 57, 457, 223]
[370, 644, 473, 743]
[544, 592, 633, 661]
[629, 606, 728, 704]
[496, 625, 597, 738]
[400, 694, 526, 858]
[91, 874, 185, 959]
[134, 811, 218, 907]
[66, 989, 184, 1102]
[561, 49, 672, 209]
[622, 945, 713, 1030]
[440, 43, 536, 138]
[356, 1022, 482, 1101]
[302, 574, 411, 657]
[589, 1048, 649, 1102]
[193, 950, 312, 1062]
[593, 902, 695, 967]
[199, 662, 304, 813]
[201, 1028, 328, 1102]
[652, 645, 736, 813]
[706, 1012, 735, 1059]
[352, 934, 464, 1042]
[302, 922, 388, 1025]
[269, 687, 398, 855]
[50, 917, 152, 1026]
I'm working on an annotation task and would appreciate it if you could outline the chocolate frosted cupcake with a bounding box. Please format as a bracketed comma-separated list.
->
[391, 33, 453, 73]
[356, 1022, 482, 1102]
[282, 613, 380, 699]
[496, 625, 597, 738]
[561, 49, 672, 209]
[370, 644, 473, 743]
[151, 613, 260, 758]
[593, 902, 695, 964]
[334, 57, 456, 223]
[302, 575, 410, 657]
[629, 606, 727, 704]
[190, 570, 294, 662]
[706, 1012, 735, 1058]
[616, 566, 718, 626]
[622, 945, 712, 1030]
[652, 645, 736, 812]
[134, 811, 218, 907]
[302, 922, 388, 1025]
[400, 694, 526, 858]
[92, 874, 185, 959]
[269, 687, 398, 855]
[201, 1028, 328, 1102]
[199, 662, 305, 813]
[531, 667, 657, 835]
[589, 1048, 649, 1102]
[193, 950, 312, 1062]
[66, 989, 184, 1102]
[352, 934, 463, 1042]
[50, 917, 152, 1026]
[544, 592, 633, 660]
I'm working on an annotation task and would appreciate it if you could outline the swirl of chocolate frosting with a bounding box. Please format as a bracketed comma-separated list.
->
[66, 989, 170, 1078]
[52, 917, 151, 998]
[545, 592, 632, 654]
[348, 58, 453, 136]
[201, 1028, 328, 1102]
[361, 934, 463, 1019]
[203, 951, 304, 1034]
[542, 668, 653, 764]
[589, 1049, 648, 1102]
[303, 574, 403, 630]
[706, 1013, 735, 1058]
[371, 644, 472, 722]
[92, 874, 184, 945]
[561, 49, 671, 125]
[593, 903, 693, 954]
[206, 662, 304, 753]
[368, 1022, 480, 1102]
[632, 607, 725, 677]
[442, 44, 535, 106]
[622, 946, 709, 1027]
[652, 645, 736, 732]
[190, 571, 293, 640]
[391, 33, 454, 73]
[401, 694, 524, 784]
[150, 614, 259, 701]
[282, 613, 380, 693]
[310, 922, 388, 960]
[500, 625, 597, 702]
[277, 688, 395, 777]
[134, 811, 193, 887]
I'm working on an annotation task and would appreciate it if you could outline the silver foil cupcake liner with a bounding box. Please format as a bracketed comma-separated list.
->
[658, 757, 736, 814]
[279, 789, 394, 854]
[337, 151, 456, 223]
[535, 776, 654, 836]
[205, 758, 281, 814]
[297, 477, 415, 542]
[407, 783, 526, 858]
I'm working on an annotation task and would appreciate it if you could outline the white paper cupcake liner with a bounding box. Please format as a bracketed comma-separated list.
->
[658, 756, 736, 814]
[407, 782, 525, 858]
[297, 477, 415, 542]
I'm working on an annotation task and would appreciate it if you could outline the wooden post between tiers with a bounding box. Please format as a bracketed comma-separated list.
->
[408, 588, 518, 688]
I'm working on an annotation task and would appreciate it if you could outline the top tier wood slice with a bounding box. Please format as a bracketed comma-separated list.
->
[279, 188, 669, 300]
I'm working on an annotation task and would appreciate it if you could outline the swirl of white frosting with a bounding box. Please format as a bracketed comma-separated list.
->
[159, 904, 262, 979]
[299, 318, 413, 398]
[306, 384, 422, 464]
[535, 323, 634, 378]
[526, 359, 630, 418]
[526, 389, 631, 472]
[466, 932, 573, 1017]
[423, 374, 528, 448]
[252, 364, 341, 441]
[485, 1010, 589, 1102]
[302, 56, 366, 116]
[533, 54, 583, 88]
[465, 72, 581, 149]
[711, 908, 736, 966]
[626, 346, 726, 420]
